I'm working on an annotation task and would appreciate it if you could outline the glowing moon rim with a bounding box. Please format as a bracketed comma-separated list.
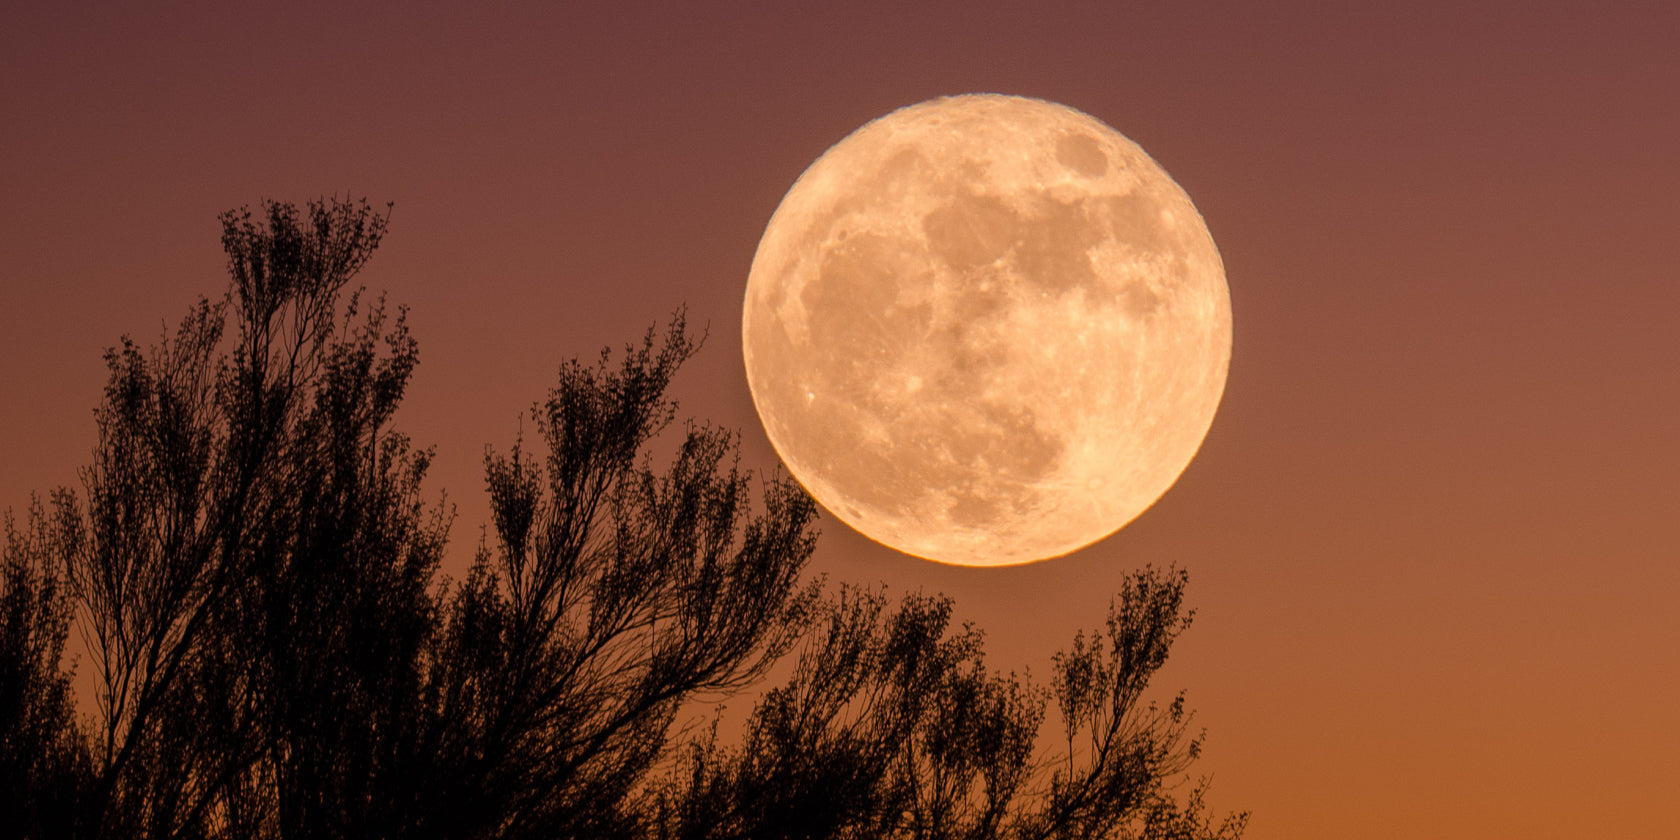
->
[743, 94, 1231, 567]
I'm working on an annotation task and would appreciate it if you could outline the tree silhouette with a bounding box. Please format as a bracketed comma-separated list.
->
[46, 198, 447, 838]
[408, 317, 822, 839]
[0, 198, 1244, 839]
[645, 569, 1244, 840]
[3, 500, 94, 838]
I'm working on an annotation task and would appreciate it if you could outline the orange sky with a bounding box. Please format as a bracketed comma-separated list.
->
[4, 3, 1678, 837]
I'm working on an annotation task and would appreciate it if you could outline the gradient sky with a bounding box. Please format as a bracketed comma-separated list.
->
[5, 3, 1678, 837]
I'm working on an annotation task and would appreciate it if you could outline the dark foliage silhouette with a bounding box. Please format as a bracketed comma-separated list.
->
[3, 502, 94, 838]
[0, 197, 1244, 840]
[647, 569, 1244, 840]
[46, 198, 447, 838]
[412, 317, 822, 839]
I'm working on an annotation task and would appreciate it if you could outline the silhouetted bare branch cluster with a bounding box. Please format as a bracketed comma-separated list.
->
[0, 198, 1245, 840]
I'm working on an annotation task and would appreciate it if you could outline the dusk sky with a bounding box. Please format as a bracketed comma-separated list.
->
[4, 3, 1678, 837]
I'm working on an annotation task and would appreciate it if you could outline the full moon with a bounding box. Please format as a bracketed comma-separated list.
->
[743, 94, 1230, 567]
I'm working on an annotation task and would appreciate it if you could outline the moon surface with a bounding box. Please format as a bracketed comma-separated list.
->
[743, 94, 1230, 567]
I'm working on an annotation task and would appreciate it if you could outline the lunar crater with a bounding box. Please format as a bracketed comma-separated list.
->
[1056, 132, 1109, 176]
